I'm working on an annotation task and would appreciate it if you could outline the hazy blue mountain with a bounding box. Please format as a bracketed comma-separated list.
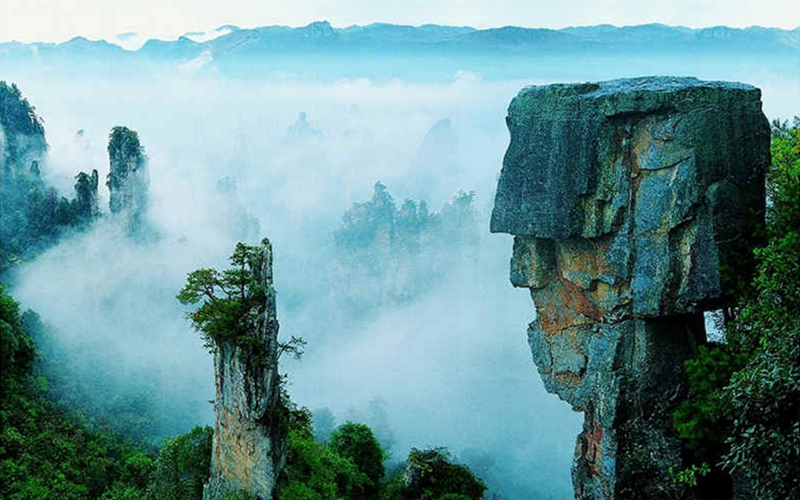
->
[139, 36, 204, 62]
[563, 23, 799, 52]
[1, 21, 797, 80]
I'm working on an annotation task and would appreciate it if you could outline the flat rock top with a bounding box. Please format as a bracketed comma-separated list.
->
[519, 76, 757, 97]
[516, 76, 759, 101]
[491, 76, 768, 238]
[510, 76, 761, 118]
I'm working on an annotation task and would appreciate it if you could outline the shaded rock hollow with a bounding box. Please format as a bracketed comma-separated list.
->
[490, 77, 769, 499]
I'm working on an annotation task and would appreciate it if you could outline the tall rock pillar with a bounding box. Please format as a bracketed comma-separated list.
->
[490, 77, 769, 499]
[107, 126, 149, 234]
[204, 238, 284, 500]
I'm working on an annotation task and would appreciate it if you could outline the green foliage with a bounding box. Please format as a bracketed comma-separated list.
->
[99, 483, 148, 500]
[672, 118, 800, 500]
[672, 345, 745, 461]
[107, 126, 143, 162]
[330, 423, 385, 500]
[177, 242, 269, 351]
[721, 118, 800, 500]
[121, 451, 154, 490]
[0, 286, 35, 389]
[177, 241, 306, 366]
[277, 414, 374, 500]
[0, 82, 98, 271]
[149, 426, 213, 500]
[0, 288, 157, 500]
[668, 462, 711, 488]
[382, 448, 486, 500]
[0, 81, 45, 163]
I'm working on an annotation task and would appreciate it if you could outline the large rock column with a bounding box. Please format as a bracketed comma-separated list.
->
[490, 77, 769, 499]
[204, 238, 284, 500]
[107, 126, 149, 234]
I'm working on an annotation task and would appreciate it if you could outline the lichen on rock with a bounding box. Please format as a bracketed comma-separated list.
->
[491, 77, 769, 499]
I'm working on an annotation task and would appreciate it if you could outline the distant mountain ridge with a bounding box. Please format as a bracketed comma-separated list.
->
[1, 21, 797, 80]
[4, 21, 797, 54]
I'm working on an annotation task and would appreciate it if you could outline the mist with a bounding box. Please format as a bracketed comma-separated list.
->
[4, 51, 797, 499]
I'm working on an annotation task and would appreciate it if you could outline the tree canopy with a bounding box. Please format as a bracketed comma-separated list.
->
[672, 118, 800, 500]
[176, 242, 269, 351]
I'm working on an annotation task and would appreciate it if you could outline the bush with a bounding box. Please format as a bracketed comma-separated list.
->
[150, 426, 213, 500]
[722, 118, 800, 500]
[277, 415, 374, 500]
[382, 448, 486, 500]
[330, 422, 385, 500]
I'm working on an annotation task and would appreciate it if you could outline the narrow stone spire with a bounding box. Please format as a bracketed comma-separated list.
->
[204, 238, 284, 500]
[107, 126, 149, 234]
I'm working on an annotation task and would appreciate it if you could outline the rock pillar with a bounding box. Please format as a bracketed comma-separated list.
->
[490, 77, 769, 499]
[204, 239, 284, 500]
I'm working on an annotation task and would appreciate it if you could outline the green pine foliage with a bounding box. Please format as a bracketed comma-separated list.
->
[176, 242, 269, 351]
[672, 118, 800, 499]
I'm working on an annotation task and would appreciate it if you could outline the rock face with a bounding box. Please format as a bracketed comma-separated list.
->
[490, 77, 769, 499]
[107, 126, 149, 233]
[204, 238, 283, 500]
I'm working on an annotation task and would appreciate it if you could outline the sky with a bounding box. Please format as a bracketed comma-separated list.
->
[1, 0, 798, 44]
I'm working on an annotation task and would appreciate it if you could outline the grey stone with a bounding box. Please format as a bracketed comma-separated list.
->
[491, 77, 769, 499]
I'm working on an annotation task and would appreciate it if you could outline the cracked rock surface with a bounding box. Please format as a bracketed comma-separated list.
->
[491, 77, 769, 499]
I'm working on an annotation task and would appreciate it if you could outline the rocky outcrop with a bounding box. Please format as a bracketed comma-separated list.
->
[204, 238, 283, 500]
[0, 82, 47, 171]
[1, 81, 101, 270]
[107, 126, 149, 233]
[73, 169, 99, 221]
[334, 182, 479, 312]
[491, 77, 769, 499]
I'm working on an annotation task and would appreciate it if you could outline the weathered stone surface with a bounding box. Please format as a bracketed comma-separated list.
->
[107, 126, 149, 234]
[491, 77, 769, 499]
[204, 239, 284, 500]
